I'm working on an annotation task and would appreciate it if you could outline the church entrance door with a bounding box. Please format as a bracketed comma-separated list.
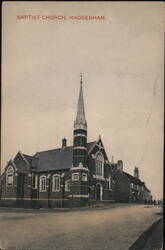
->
[96, 183, 103, 201]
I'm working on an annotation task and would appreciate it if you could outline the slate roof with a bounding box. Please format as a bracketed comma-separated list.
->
[123, 171, 144, 186]
[32, 141, 96, 172]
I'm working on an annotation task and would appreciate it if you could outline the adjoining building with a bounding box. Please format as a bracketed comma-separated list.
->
[0, 76, 152, 208]
[112, 165, 152, 203]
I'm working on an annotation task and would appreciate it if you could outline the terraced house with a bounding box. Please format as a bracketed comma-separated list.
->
[0, 76, 152, 208]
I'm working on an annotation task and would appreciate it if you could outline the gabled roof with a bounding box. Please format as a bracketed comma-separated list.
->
[33, 141, 96, 172]
[23, 154, 33, 164]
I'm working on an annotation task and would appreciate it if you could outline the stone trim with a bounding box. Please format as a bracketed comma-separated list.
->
[19, 151, 30, 166]
[93, 175, 105, 181]
[68, 194, 89, 198]
[10, 159, 18, 171]
[74, 133, 87, 137]
[70, 166, 89, 172]
[87, 141, 97, 154]
[70, 184, 90, 187]
[73, 146, 87, 150]
[0, 198, 69, 201]
[96, 144, 104, 149]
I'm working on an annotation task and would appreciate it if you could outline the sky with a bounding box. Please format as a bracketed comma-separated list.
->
[2, 1, 164, 199]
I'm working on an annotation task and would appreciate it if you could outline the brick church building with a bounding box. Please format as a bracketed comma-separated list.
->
[0, 76, 152, 208]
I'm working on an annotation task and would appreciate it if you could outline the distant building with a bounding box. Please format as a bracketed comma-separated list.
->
[0, 76, 152, 208]
[112, 165, 152, 203]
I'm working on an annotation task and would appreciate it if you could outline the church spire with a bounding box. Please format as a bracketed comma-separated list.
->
[74, 73, 87, 130]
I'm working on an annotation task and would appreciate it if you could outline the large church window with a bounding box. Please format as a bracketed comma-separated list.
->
[39, 175, 46, 192]
[6, 166, 14, 186]
[52, 175, 60, 192]
[95, 152, 104, 177]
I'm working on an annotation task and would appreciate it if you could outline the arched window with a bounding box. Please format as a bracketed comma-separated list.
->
[39, 175, 46, 192]
[108, 175, 112, 190]
[95, 152, 104, 177]
[65, 180, 70, 192]
[52, 175, 60, 192]
[6, 166, 14, 186]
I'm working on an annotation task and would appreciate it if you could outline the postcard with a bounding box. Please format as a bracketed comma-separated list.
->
[0, 2, 163, 250]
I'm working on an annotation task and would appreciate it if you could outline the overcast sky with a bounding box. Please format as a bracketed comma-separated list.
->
[2, 2, 164, 199]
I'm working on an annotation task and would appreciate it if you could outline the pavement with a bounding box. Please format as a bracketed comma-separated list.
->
[0, 204, 163, 250]
[129, 216, 163, 250]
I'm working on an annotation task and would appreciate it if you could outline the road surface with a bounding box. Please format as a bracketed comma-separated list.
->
[0, 204, 162, 250]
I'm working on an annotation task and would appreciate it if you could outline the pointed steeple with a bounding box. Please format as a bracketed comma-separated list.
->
[74, 74, 87, 130]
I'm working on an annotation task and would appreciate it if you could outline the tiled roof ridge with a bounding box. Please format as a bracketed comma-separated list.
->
[34, 141, 96, 155]
[35, 145, 72, 155]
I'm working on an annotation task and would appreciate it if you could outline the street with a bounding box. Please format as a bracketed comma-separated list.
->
[0, 204, 163, 250]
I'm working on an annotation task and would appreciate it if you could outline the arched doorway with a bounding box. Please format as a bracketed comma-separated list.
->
[96, 183, 103, 201]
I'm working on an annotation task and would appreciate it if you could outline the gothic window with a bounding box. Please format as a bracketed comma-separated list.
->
[65, 180, 70, 192]
[39, 175, 46, 192]
[52, 175, 60, 192]
[72, 173, 79, 181]
[6, 166, 14, 186]
[82, 173, 87, 182]
[95, 152, 104, 177]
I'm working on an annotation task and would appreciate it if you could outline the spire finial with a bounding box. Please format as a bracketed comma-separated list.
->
[80, 73, 83, 85]
[74, 73, 87, 130]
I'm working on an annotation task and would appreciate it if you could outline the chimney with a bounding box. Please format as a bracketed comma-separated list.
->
[62, 137, 67, 148]
[117, 160, 123, 171]
[134, 166, 139, 179]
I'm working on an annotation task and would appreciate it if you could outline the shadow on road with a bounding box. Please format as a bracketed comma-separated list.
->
[129, 218, 163, 250]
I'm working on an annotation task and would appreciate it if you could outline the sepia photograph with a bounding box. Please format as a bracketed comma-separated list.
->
[0, 1, 164, 250]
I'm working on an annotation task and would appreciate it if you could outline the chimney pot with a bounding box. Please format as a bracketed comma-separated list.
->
[62, 137, 67, 148]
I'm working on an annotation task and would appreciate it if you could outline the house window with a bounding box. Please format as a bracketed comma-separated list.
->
[39, 176, 46, 192]
[65, 180, 70, 192]
[82, 173, 87, 182]
[32, 174, 38, 189]
[72, 173, 79, 181]
[52, 175, 60, 192]
[95, 152, 104, 177]
[108, 175, 112, 189]
[6, 166, 14, 186]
